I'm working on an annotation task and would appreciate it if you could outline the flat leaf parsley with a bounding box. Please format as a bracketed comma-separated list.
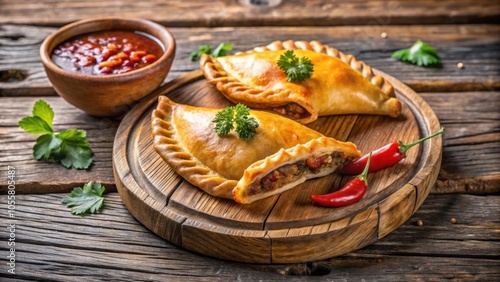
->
[189, 42, 233, 61]
[62, 182, 106, 215]
[392, 40, 440, 66]
[212, 104, 259, 140]
[277, 50, 314, 82]
[18, 99, 93, 169]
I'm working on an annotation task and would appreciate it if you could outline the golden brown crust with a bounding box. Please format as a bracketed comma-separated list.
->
[200, 53, 318, 124]
[200, 40, 401, 123]
[151, 96, 237, 199]
[151, 96, 361, 203]
[240, 40, 396, 98]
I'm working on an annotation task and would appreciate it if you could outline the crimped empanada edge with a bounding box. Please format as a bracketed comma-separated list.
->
[151, 96, 237, 199]
[200, 53, 318, 124]
[239, 40, 396, 98]
[233, 136, 361, 204]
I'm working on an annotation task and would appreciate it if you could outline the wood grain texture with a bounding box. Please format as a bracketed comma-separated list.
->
[1, 24, 499, 96]
[1, 193, 498, 280]
[420, 91, 500, 194]
[112, 70, 441, 263]
[268, 207, 379, 263]
[0, 0, 498, 26]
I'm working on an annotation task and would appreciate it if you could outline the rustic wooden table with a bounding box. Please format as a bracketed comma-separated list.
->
[1, 0, 499, 281]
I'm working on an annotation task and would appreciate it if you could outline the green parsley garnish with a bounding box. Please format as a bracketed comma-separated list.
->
[213, 106, 235, 136]
[391, 40, 440, 66]
[212, 104, 259, 140]
[189, 43, 233, 61]
[62, 182, 105, 215]
[18, 99, 93, 169]
[277, 50, 314, 82]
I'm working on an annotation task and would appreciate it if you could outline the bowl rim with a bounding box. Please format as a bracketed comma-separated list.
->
[40, 17, 176, 81]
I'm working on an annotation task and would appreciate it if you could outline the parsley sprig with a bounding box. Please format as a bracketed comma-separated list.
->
[212, 104, 259, 140]
[18, 99, 93, 169]
[392, 40, 440, 66]
[189, 42, 233, 61]
[277, 50, 314, 82]
[62, 182, 106, 215]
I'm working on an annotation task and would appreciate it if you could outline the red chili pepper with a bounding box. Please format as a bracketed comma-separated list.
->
[310, 153, 372, 207]
[339, 127, 444, 175]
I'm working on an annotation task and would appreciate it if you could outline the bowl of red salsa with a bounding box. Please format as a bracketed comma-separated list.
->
[40, 17, 176, 116]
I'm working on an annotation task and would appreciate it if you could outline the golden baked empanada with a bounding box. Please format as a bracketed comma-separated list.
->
[151, 96, 361, 204]
[201, 40, 401, 124]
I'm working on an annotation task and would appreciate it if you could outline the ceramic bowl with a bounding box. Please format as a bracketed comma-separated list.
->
[40, 17, 176, 116]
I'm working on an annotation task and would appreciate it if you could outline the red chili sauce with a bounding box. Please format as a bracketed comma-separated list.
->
[51, 30, 164, 75]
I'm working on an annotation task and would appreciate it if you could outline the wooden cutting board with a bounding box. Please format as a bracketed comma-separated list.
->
[112, 70, 442, 264]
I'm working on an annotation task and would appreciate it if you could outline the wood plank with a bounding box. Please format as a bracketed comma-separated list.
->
[0, 0, 498, 26]
[420, 92, 500, 194]
[1, 193, 498, 280]
[1, 90, 499, 194]
[1, 24, 499, 96]
[0, 97, 119, 193]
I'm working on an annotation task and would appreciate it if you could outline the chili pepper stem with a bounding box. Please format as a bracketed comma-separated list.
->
[399, 127, 445, 156]
[358, 152, 372, 183]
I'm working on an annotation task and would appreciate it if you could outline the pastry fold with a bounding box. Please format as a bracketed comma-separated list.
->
[151, 96, 361, 204]
[201, 40, 401, 124]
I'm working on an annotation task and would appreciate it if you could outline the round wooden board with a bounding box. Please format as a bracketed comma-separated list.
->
[113, 70, 442, 264]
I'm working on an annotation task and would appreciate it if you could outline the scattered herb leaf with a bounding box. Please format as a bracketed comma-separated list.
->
[211, 43, 233, 58]
[189, 44, 211, 61]
[391, 40, 440, 66]
[55, 129, 94, 169]
[62, 182, 106, 215]
[277, 50, 314, 82]
[32, 99, 54, 127]
[18, 99, 94, 169]
[18, 116, 53, 135]
[189, 43, 233, 61]
[212, 104, 259, 139]
[33, 134, 62, 160]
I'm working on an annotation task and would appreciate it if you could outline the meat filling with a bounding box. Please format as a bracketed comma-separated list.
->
[273, 103, 309, 120]
[247, 152, 352, 196]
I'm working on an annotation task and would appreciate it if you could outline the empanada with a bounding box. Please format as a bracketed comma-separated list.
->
[151, 96, 361, 204]
[201, 40, 401, 124]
